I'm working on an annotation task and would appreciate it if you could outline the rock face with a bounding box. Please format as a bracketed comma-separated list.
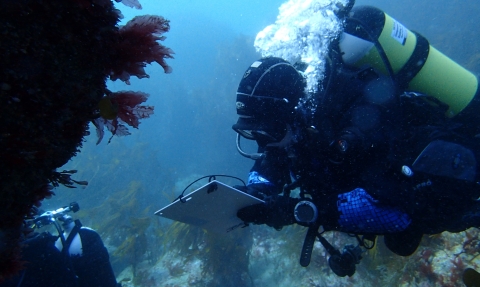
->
[0, 0, 173, 279]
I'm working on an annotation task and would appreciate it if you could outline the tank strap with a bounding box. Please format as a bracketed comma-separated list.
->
[63, 219, 83, 257]
[395, 31, 430, 90]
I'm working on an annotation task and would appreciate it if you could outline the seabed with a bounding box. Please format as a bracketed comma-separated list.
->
[115, 224, 479, 287]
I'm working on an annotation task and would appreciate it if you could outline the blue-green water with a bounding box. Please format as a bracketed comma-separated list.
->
[44, 1, 480, 286]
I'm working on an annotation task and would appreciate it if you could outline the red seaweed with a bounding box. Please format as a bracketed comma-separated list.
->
[94, 91, 154, 144]
[109, 15, 174, 84]
[111, 91, 154, 127]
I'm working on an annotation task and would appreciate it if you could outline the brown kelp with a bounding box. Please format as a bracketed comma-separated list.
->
[113, 216, 151, 276]
[157, 221, 253, 287]
[0, 0, 173, 279]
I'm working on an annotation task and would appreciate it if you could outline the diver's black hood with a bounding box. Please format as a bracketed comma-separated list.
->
[232, 57, 305, 136]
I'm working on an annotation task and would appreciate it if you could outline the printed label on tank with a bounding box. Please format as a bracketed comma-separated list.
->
[391, 19, 407, 45]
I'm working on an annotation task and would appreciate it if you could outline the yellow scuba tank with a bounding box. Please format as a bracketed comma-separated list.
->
[339, 6, 479, 123]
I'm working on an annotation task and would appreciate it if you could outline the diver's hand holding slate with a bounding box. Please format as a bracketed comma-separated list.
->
[237, 195, 299, 230]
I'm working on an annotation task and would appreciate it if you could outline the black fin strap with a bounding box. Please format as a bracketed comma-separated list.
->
[299, 222, 321, 267]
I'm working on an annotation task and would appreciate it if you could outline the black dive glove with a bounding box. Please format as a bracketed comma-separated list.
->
[233, 184, 278, 201]
[237, 196, 300, 230]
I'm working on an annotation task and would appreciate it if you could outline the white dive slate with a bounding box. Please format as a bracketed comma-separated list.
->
[155, 180, 264, 233]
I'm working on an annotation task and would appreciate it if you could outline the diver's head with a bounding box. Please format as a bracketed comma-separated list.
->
[232, 57, 305, 147]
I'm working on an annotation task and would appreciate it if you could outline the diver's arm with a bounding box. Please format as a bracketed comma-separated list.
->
[237, 144, 289, 200]
[237, 187, 412, 234]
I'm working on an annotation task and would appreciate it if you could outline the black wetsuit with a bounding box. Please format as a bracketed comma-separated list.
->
[1, 228, 118, 287]
[242, 62, 480, 245]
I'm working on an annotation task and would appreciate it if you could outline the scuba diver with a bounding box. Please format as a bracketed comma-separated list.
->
[1, 202, 119, 287]
[232, 5, 480, 277]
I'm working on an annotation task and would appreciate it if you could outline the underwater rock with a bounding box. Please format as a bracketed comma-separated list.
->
[0, 0, 173, 279]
